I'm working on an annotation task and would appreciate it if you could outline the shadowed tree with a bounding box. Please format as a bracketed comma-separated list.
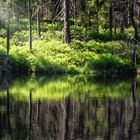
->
[63, 0, 71, 44]
[109, 0, 113, 39]
[29, 0, 32, 50]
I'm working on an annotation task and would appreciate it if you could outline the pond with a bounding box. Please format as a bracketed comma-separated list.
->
[0, 75, 140, 140]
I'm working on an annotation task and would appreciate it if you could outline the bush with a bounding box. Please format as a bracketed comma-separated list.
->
[11, 30, 39, 46]
[87, 54, 134, 75]
[6, 40, 83, 74]
[72, 40, 126, 55]
[0, 28, 135, 76]
[10, 47, 33, 73]
[0, 46, 6, 65]
[71, 25, 87, 40]
[0, 37, 6, 47]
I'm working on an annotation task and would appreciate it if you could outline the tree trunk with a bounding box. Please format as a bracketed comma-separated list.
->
[64, 0, 71, 44]
[81, 0, 86, 11]
[130, 1, 138, 40]
[109, 2, 113, 39]
[114, 17, 117, 34]
[96, 10, 99, 34]
[37, 9, 41, 37]
[73, 0, 76, 26]
[6, 10, 10, 56]
[120, 19, 124, 33]
[29, 0, 32, 50]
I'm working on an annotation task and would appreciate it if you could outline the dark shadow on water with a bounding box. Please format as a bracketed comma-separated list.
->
[0, 74, 140, 139]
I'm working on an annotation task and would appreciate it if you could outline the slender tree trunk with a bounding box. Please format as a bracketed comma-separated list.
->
[37, 9, 41, 37]
[6, 10, 10, 56]
[119, 11, 124, 33]
[16, 0, 20, 29]
[120, 19, 124, 33]
[130, 1, 138, 40]
[114, 17, 117, 34]
[81, 0, 86, 11]
[29, 0, 32, 50]
[132, 45, 137, 68]
[138, 4, 140, 29]
[109, 2, 113, 39]
[127, 3, 130, 26]
[64, 0, 71, 44]
[73, 0, 76, 26]
[96, 10, 99, 34]
[24, 0, 28, 14]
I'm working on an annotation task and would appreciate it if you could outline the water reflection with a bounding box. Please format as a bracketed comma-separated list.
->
[0, 75, 140, 140]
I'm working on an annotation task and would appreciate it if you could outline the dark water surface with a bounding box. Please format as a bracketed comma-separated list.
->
[0, 75, 140, 140]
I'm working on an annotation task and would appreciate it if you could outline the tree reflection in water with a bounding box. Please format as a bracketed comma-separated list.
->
[0, 76, 140, 140]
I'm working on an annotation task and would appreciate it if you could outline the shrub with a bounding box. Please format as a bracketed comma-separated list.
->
[0, 46, 6, 65]
[72, 40, 126, 55]
[0, 28, 135, 76]
[0, 37, 6, 47]
[10, 47, 33, 73]
[71, 25, 87, 40]
[88, 54, 134, 75]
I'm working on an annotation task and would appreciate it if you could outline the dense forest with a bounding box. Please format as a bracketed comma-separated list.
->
[0, 0, 140, 76]
[1, 1, 140, 139]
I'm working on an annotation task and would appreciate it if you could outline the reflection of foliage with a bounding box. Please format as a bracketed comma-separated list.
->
[0, 75, 137, 102]
[0, 76, 139, 140]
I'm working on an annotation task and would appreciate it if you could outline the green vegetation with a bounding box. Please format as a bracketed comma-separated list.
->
[0, 27, 136, 75]
[0, 1, 140, 139]
[0, 0, 139, 76]
[0, 75, 137, 102]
